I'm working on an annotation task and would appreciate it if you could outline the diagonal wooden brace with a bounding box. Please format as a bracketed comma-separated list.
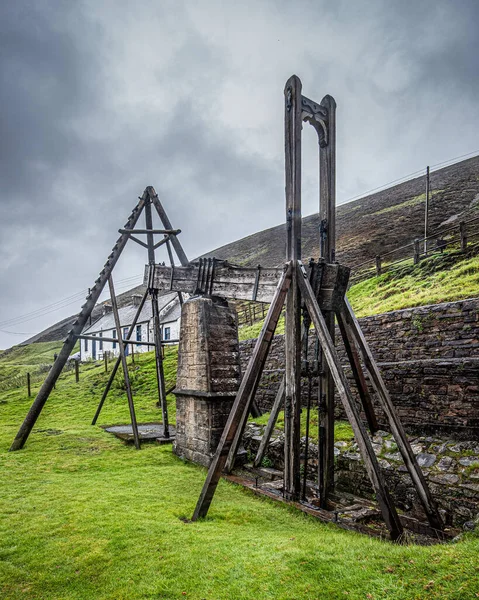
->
[338, 298, 444, 531]
[192, 262, 292, 521]
[297, 262, 403, 540]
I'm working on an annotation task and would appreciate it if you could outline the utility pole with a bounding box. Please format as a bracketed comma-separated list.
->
[424, 166, 430, 254]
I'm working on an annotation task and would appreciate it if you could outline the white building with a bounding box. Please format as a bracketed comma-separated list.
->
[80, 292, 181, 361]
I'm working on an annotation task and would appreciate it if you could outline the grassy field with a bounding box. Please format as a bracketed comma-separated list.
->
[1, 348, 479, 599]
[348, 252, 479, 318]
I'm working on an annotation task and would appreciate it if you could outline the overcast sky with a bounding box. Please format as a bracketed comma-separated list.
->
[1, 0, 479, 349]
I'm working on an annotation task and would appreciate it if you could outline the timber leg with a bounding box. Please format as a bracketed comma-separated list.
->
[92, 288, 149, 425]
[336, 309, 379, 434]
[340, 298, 444, 531]
[108, 277, 141, 450]
[253, 377, 285, 468]
[192, 264, 292, 521]
[297, 263, 403, 540]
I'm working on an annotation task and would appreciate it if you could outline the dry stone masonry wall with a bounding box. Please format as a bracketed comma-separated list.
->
[240, 298, 479, 439]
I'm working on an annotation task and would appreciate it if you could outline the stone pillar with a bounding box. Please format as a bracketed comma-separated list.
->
[173, 296, 241, 467]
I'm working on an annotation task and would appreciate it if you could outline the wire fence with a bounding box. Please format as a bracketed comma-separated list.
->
[349, 214, 479, 284]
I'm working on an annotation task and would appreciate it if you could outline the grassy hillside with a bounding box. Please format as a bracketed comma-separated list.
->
[348, 252, 479, 318]
[203, 156, 479, 269]
[235, 251, 479, 340]
[1, 349, 479, 599]
[0, 341, 67, 384]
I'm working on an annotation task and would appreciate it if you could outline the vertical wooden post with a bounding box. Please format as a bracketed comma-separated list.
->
[375, 255, 382, 276]
[75, 360, 79, 383]
[104, 352, 108, 373]
[27, 373, 31, 397]
[414, 239, 420, 264]
[151, 289, 169, 438]
[424, 166, 430, 254]
[460, 221, 467, 252]
[318, 94, 337, 507]
[283, 75, 303, 500]
[131, 343, 135, 364]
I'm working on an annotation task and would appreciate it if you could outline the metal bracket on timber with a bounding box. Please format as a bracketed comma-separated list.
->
[146, 74, 442, 540]
[10, 186, 189, 452]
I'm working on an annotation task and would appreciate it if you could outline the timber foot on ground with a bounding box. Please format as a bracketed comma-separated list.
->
[227, 466, 459, 545]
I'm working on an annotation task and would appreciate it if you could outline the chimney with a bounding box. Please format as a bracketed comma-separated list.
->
[132, 294, 143, 307]
[102, 302, 112, 315]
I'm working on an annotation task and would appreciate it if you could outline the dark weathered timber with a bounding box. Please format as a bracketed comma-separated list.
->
[145, 196, 170, 438]
[318, 94, 337, 507]
[91, 288, 149, 426]
[151, 290, 169, 438]
[253, 376, 285, 468]
[128, 235, 149, 249]
[154, 236, 171, 250]
[340, 298, 444, 531]
[148, 261, 347, 309]
[9, 193, 147, 451]
[118, 228, 180, 235]
[192, 263, 292, 521]
[75, 360, 79, 383]
[165, 239, 183, 305]
[336, 311, 379, 434]
[284, 74, 303, 500]
[78, 334, 154, 347]
[297, 264, 403, 540]
[149, 188, 189, 267]
[108, 276, 141, 450]
[27, 373, 31, 397]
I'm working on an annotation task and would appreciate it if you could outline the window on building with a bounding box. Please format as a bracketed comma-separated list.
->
[99, 331, 103, 351]
[84, 338, 88, 351]
[136, 324, 142, 342]
[112, 329, 117, 349]
[164, 326, 171, 341]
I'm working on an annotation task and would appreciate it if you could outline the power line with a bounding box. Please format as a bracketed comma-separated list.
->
[339, 149, 479, 207]
[0, 274, 144, 329]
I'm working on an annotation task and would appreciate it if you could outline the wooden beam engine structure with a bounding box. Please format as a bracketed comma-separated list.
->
[147, 75, 444, 539]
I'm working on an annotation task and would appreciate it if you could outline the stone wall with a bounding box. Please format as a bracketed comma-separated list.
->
[240, 298, 479, 439]
[243, 423, 479, 528]
[174, 297, 241, 466]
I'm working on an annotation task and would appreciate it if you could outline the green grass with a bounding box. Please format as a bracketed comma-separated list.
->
[1, 349, 479, 599]
[348, 252, 479, 317]
[249, 411, 354, 444]
[0, 341, 68, 381]
[371, 190, 443, 217]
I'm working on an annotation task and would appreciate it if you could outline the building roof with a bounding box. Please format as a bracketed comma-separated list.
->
[83, 292, 179, 334]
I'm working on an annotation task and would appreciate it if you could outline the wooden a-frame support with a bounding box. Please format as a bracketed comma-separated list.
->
[10, 186, 189, 452]
[188, 75, 444, 539]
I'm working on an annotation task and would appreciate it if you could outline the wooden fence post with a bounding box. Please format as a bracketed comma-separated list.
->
[460, 221, 467, 252]
[413, 239, 420, 264]
[104, 352, 108, 373]
[27, 373, 31, 397]
[375, 255, 382, 276]
[75, 360, 79, 383]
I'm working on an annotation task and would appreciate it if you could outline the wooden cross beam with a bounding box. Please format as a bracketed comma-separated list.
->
[145, 259, 349, 310]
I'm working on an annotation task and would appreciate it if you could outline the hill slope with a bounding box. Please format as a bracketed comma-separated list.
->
[202, 156, 479, 267]
[22, 155, 479, 345]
